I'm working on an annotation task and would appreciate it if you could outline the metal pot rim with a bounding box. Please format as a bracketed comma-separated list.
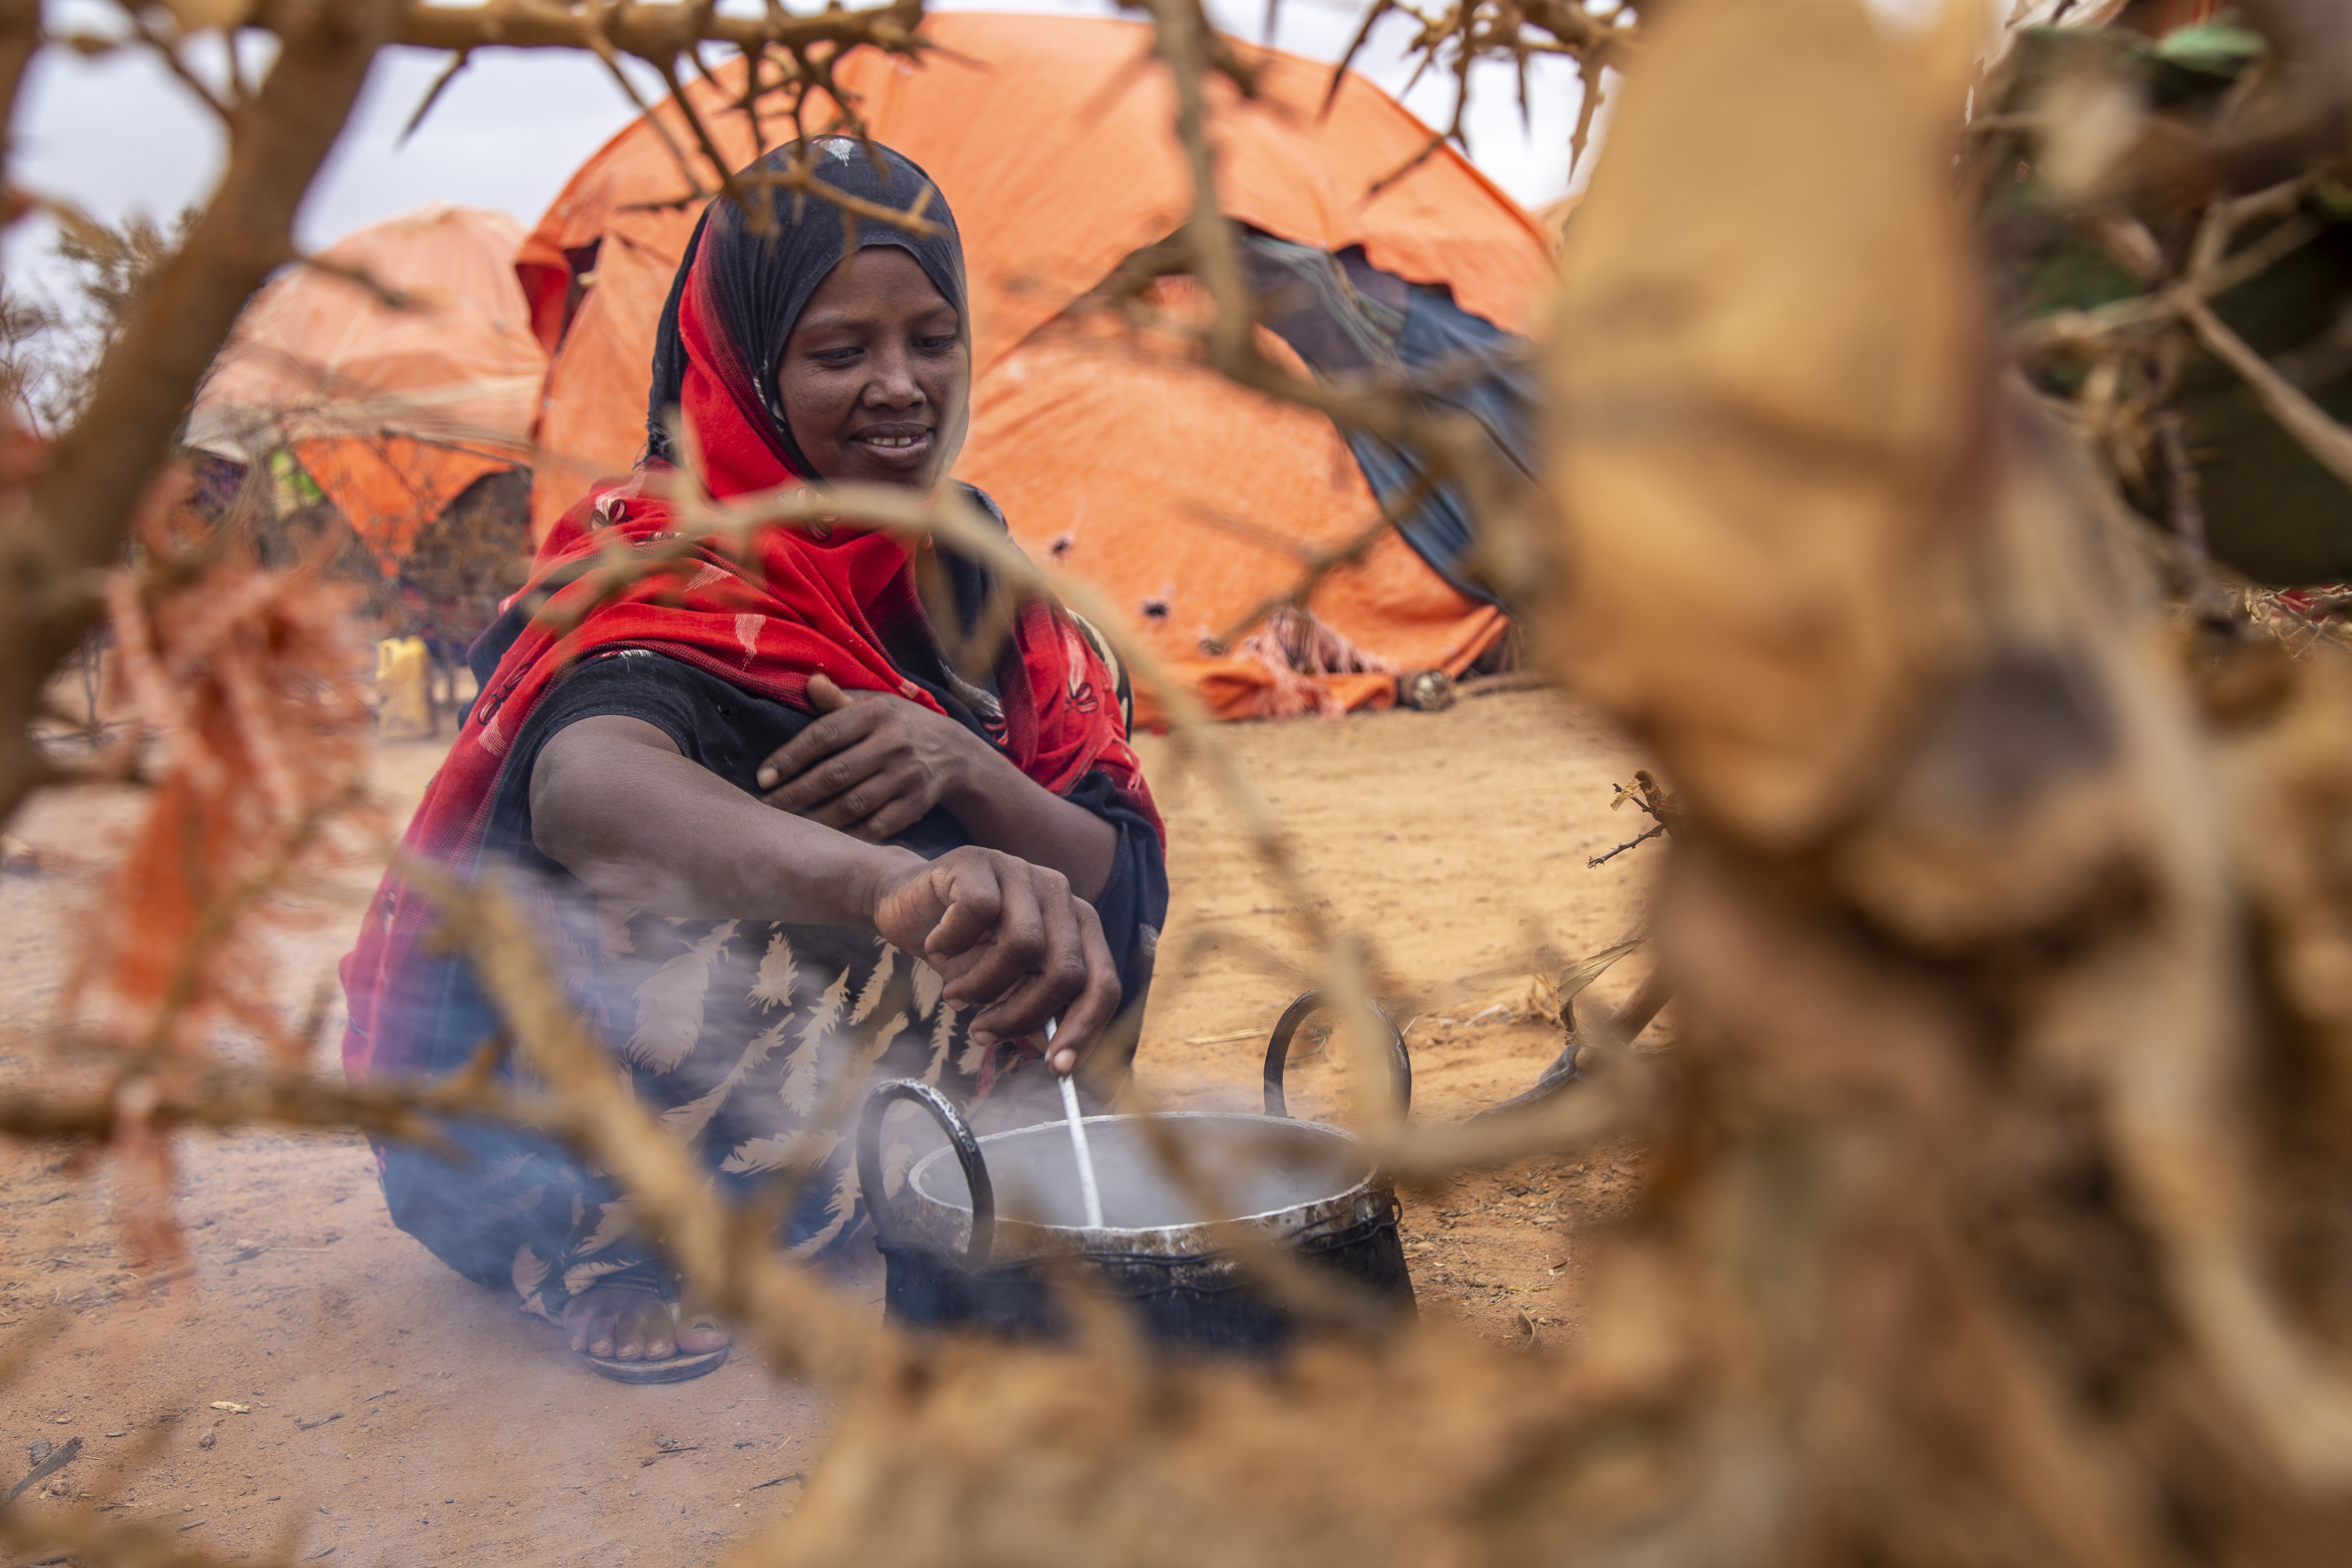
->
[895, 1109, 1387, 1258]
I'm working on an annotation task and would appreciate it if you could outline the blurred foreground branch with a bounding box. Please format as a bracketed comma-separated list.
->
[0, 1057, 507, 1152]
[24, 0, 2352, 1564]
[0, 1505, 268, 1568]
[0, 0, 933, 832]
[0, 0, 399, 822]
[411, 862, 887, 1384]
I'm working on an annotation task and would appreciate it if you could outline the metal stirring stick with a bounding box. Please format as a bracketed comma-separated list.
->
[1046, 1020, 1106, 1229]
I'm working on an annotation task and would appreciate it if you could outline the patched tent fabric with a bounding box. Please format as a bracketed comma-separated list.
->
[1237, 233, 1539, 609]
[518, 12, 1552, 719]
[190, 204, 545, 573]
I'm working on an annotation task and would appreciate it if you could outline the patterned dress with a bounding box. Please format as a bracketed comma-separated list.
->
[503, 916, 1004, 1320]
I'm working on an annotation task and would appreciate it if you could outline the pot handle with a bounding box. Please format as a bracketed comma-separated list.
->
[1262, 990, 1412, 1121]
[856, 1078, 997, 1270]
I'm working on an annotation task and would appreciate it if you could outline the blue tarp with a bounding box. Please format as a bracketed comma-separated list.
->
[1241, 233, 1538, 608]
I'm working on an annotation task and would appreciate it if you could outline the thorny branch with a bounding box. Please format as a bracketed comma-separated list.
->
[0, 0, 400, 826]
[2180, 293, 2352, 490]
[0, 1056, 508, 1155]
[0, 0, 1752, 1559]
[1586, 768, 1678, 864]
[0, 0, 933, 836]
[1999, 96, 2352, 558]
[382, 0, 924, 59]
[1584, 821, 1660, 867]
[1330, 0, 1635, 177]
[1105, 0, 1550, 646]
[22, 1, 2352, 1562]
[109, 0, 236, 125]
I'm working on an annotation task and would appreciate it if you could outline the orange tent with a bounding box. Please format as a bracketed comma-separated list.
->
[190, 204, 546, 572]
[518, 13, 1552, 719]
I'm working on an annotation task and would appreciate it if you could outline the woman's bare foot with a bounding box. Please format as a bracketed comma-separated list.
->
[563, 1283, 732, 1363]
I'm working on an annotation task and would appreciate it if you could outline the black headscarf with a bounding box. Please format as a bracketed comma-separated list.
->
[643, 138, 968, 477]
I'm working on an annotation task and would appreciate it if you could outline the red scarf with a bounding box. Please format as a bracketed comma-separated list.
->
[340, 252, 1156, 1081]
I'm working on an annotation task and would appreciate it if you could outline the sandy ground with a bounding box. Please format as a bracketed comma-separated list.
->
[0, 685, 1659, 1566]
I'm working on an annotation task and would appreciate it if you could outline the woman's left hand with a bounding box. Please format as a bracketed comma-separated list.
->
[756, 673, 987, 842]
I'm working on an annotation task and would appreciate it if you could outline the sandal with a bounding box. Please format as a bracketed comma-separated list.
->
[570, 1268, 732, 1384]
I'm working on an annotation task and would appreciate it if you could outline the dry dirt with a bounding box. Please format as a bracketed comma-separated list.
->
[0, 684, 1658, 1567]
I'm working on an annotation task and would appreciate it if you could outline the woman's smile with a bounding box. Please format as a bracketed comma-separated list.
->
[849, 424, 934, 468]
[777, 246, 967, 490]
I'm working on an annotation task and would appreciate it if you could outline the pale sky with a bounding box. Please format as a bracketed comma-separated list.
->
[5, 0, 1600, 312]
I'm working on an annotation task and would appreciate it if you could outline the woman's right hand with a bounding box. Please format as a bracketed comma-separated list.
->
[864, 846, 1118, 1074]
[532, 717, 1117, 1071]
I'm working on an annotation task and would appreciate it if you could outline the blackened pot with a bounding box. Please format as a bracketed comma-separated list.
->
[854, 991, 1415, 1354]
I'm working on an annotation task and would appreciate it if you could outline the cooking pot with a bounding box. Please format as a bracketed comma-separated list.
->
[854, 990, 1416, 1353]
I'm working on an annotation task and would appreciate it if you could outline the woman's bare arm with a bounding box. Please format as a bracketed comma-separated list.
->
[534, 715, 906, 925]
[753, 676, 1118, 897]
[936, 734, 1118, 896]
[530, 714, 1116, 1068]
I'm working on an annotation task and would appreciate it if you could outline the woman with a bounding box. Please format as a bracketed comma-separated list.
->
[340, 140, 1167, 1381]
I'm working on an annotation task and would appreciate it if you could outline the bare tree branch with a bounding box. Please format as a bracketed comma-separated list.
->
[0, 1059, 508, 1153]
[381, 0, 924, 60]
[0, 0, 405, 824]
[0, 0, 44, 163]
[2181, 293, 2352, 492]
[410, 863, 887, 1386]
